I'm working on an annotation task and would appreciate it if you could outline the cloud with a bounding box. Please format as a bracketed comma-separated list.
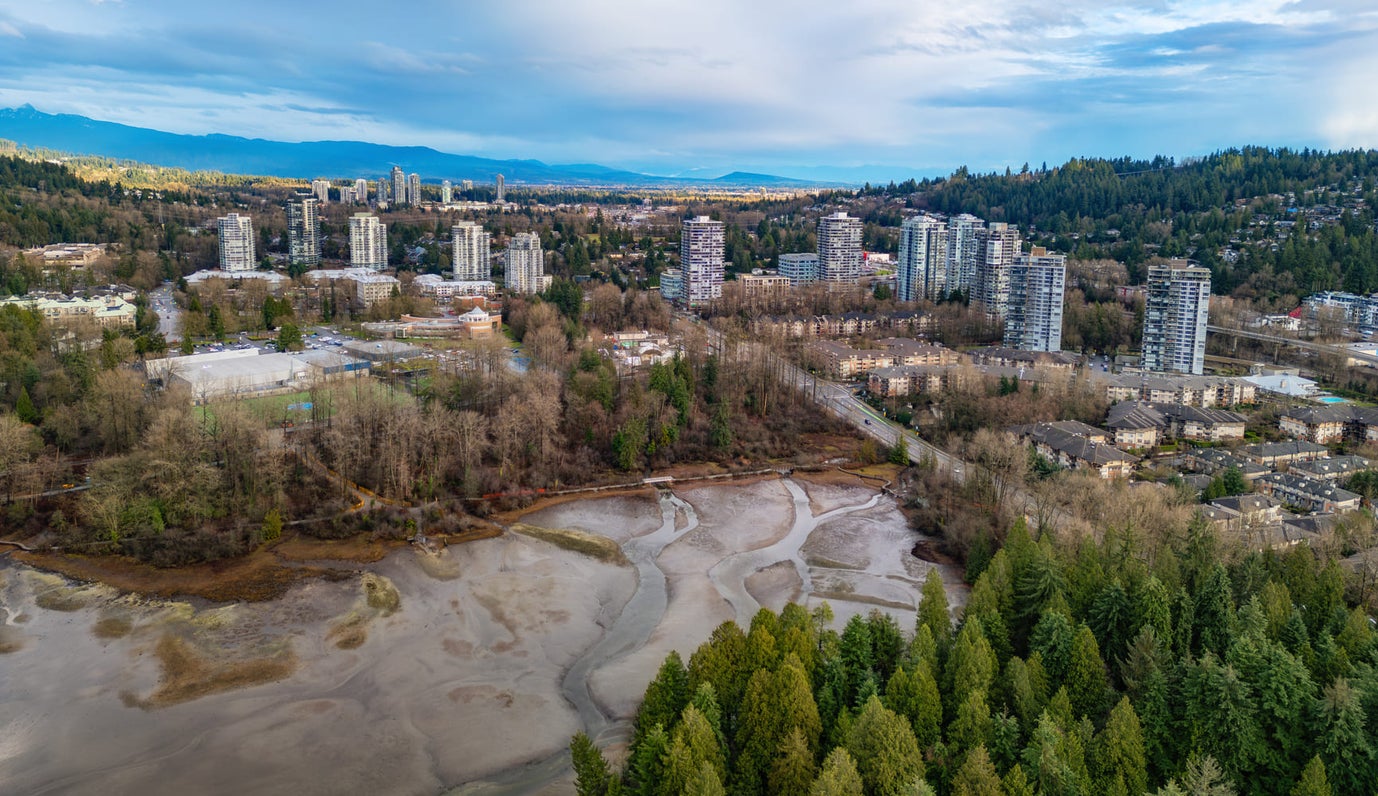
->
[0, 0, 1373, 178]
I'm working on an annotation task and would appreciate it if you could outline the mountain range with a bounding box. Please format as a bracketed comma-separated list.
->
[0, 105, 834, 188]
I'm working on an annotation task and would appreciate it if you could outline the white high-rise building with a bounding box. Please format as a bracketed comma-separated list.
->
[217, 213, 256, 272]
[286, 195, 320, 267]
[817, 212, 862, 284]
[442, 180, 453, 204]
[408, 173, 421, 205]
[495, 174, 506, 203]
[1143, 259, 1212, 375]
[897, 215, 948, 302]
[945, 213, 985, 298]
[461, 179, 473, 192]
[390, 166, 406, 206]
[349, 213, 389, 271]
[679, 216, 725, 308]
[311, 179, 331, 204]
[505, 232, 547, 294]
[452, 221, 492, 282]
[976, 222, 1021, 318]
[659, 268, 684, 304]
[1003, 247, 1066, 352]
[354, 179, 369, 204]
[778, 253, 819, 286]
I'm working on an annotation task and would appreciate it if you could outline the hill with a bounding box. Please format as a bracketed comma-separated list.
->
[0, 105, 823, 188]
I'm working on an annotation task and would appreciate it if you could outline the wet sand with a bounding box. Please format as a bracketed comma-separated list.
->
[0, 478, 959, 795]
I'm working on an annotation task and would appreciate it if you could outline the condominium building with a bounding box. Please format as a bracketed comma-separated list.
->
[390, 166, 407, 206]
[452, 221, 492, 282]
[495, 174, 506, 203]
[348, 213, 389, 271]
[1003, 247, 1066, 352]
[461, 179, 473, 192]
[354, 178, 369, 204]
[217, 213, 256, 272]
[779, 253, 819, 286]
[311, 179, 331, 204]
[286, 194, 320, 267]
[377, 178, 389, 204]
[505, 232, 548, 293]
[659, 268, 684, 304]
[817, 212, 862, 284]
[441, 180, 453, 204]
[679, 215, 725, 307]
[407, 173, 421, 205]
[945, 213, 985, 297]
[897, 215, 947, 302]
[977, 222, 1020, 318]
[1143, 259, 1211, 375]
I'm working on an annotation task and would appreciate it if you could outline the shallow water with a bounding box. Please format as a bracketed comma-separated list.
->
[0, 479, 958, 796]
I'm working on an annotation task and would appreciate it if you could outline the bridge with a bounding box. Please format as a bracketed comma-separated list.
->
[1207, 325, 1378, 367]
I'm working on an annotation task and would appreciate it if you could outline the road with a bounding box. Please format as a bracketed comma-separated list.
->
[150, 282, 181, 340]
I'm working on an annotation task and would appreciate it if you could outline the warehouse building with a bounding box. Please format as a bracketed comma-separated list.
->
[146, 348, 369, 403]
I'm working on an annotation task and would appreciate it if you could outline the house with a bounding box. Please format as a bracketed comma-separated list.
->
[1009, 421, 1138, 479]
[1255, 472, 1362, 513]
[1206, 494, 1283, 531]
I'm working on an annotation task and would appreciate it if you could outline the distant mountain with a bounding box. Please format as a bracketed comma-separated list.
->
[0, 105, 832, 188]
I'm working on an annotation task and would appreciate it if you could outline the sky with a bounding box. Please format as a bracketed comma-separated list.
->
[0, 0, 1376, 183]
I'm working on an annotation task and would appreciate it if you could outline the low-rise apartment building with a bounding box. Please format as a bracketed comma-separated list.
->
[1279, 405, 1378, 445]
[1009, 421, 1138, 479]
[0, 292, 137, 329]
[1255, 472, 1362, 513]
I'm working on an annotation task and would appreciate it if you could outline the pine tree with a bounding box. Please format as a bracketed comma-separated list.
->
[627, 724, 669, 796]
[1090, 580, 1133, 664]
[1317, 678, 1376, 796]
[952, 745, 1003, 796]
[1002, 763, 1035, 796]
[1291, 756, 1332, 796]
[636, 651, 690, 744]
[15, 385, 37, 424]
[1095, 697, 1148, 796]
[571, 732, 612, 796]
[841, 615, 875, 705]
[1065, 624, 1109, 719]
[869, 611, 905, 683]
[767, 727, 816, 796]
[689, 622, 747, 720]
[883, 665, 942, 749]
[845, 695, 925, 796]
[918, 568, 951, 642]
[947, 619, 996, 711]
[685, 761, 727, 796]
[675, 705, 725, 782]
[1177, 753, 1237, 796]
[811, 748, 865, 796]
[949, 688, 993, 758]
[1184, 654, 1264, 785]
[1194, 565, 1237, 658]
[1030, 609, 1075, 685]
[1135, 576, 1174, 654]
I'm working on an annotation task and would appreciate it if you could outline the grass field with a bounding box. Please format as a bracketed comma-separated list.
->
[199, 378, 413, 429]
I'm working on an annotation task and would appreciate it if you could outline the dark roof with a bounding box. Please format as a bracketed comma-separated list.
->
[1289, 455, 1373, 480]
[1240, 441, 1330, 461]
[1282, 405, 1378, 425]
[1010, 422, 1137, 466]
[1209, 494, 1281, 515]
[1106, 402, 1164, 430]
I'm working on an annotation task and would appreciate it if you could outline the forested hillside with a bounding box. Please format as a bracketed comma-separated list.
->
[576, 520, 1378, 796]
[912, 148, 1378, 301]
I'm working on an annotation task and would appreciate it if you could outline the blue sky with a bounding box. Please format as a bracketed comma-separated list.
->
[0, 0, 1374, 182]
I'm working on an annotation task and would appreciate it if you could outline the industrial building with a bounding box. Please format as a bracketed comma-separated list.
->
[146, 348, 370, 403]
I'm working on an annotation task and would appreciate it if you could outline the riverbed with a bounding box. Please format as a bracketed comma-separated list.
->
[0, 476, 961, 795]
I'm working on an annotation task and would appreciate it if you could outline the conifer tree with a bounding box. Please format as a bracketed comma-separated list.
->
[883, 665, 942, 749]
[951, 745, 1003, 796]
[845, 695, 925, 796]
[1065, 624, 1109, 718]
[1291, 756, 1332, 796]
[570, 732, 612, 796]
[1095, 696, 1148, 796]
[1317, 678, 1376, 796]
[636, 651, 690, 744]
[811, 748, 865, 796]
[918, 569, 951, 642]
[767, 727, 816, 796]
